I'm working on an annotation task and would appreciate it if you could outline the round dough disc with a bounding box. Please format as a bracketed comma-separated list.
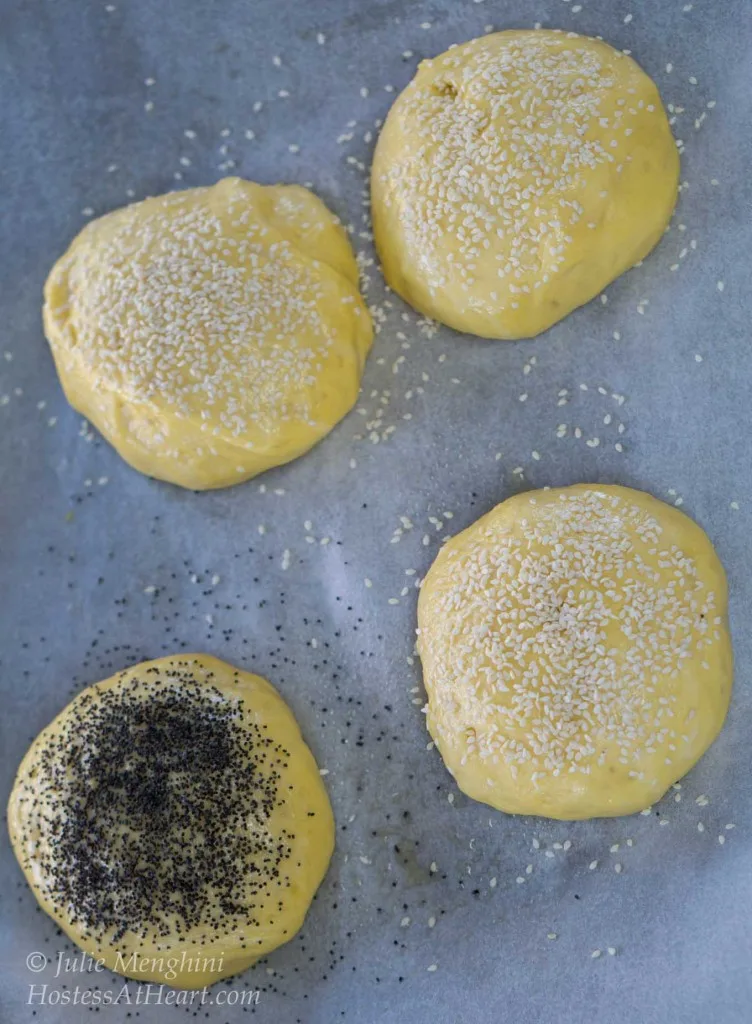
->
[372, 30, 679, 340]
[44, 178, 373, 489]
[417, 485, 733, 819]
[7, 654, 334, 987]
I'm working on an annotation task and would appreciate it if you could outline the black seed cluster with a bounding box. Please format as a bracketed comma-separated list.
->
[16, 667, 296, 943]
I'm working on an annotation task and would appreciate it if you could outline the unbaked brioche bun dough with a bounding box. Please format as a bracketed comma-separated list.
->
[372, 30, 679, 340]
[43, 178, 373, 489]
[7, 654, 334, 988]
[417, 486, 732, 820]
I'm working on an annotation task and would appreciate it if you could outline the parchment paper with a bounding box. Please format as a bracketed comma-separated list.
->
[1, 1, 751, 1021]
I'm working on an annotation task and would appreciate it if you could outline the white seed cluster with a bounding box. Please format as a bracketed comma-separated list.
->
[379, 32, 659, 308]
[423, 491, 720, 779]
[55, 186, 344, 440]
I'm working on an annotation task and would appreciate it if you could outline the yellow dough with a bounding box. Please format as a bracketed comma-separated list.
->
[7, 654, 334, 987]
[44, 178, 373, 488]
[417, 486, 733, 819]
[372, 30, 679, 340]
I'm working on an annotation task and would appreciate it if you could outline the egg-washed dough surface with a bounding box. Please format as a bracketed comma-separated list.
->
[43, 178, 373, 489]
[417, 485, 733, 820]
[372, 30, 680, 340]
[7, 654, 335, 988]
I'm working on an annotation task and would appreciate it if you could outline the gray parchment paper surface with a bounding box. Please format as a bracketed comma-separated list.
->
[1, 1, 751, 1022]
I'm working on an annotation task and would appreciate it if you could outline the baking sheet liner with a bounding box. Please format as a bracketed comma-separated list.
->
[1, 1, 751, 1021]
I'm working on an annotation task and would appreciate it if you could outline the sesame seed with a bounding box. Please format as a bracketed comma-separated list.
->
[374, 32, 672, 337]
[45, 180, 371, 469]
[419, 488, 722, 789]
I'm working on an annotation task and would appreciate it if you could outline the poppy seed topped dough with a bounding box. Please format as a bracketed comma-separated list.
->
[7, 654, 334, 987]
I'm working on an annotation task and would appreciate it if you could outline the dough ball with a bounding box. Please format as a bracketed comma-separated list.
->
[417, 486, 732, 820]
[7, 654, 334, 987]
[372, 30, 679, 340]
[44, 178, 373, 489]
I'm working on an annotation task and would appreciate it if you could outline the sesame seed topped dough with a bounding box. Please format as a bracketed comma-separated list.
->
[417, 486, 732, 820]
[43, 178, 373, 489]
[371, 30, 679, 339]
[6, 654, 334, 988]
